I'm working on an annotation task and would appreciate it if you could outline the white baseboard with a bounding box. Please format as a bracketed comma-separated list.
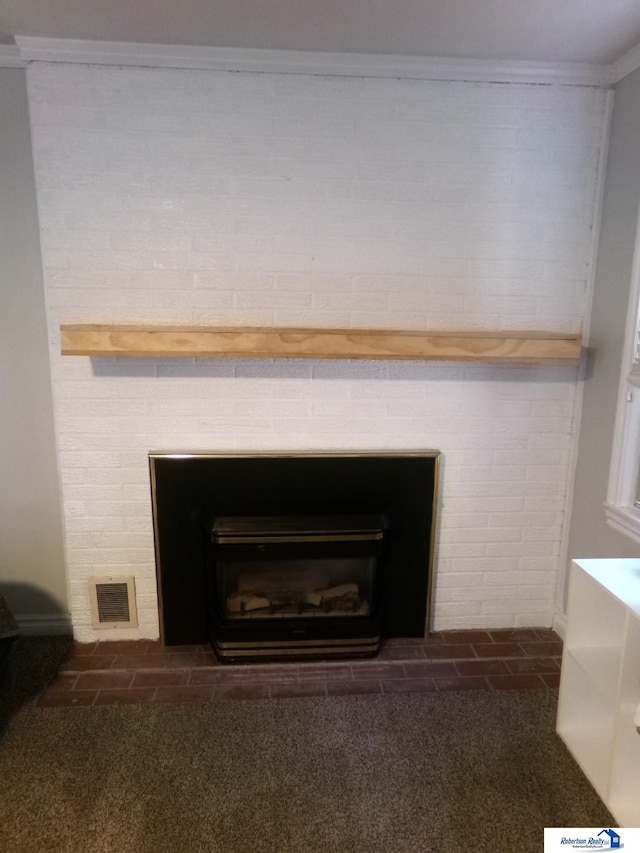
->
[15, 613, 73, 636]
[552, 611, 567, 640]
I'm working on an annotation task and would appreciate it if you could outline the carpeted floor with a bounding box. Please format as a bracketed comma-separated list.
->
[0, 639, 613, 853]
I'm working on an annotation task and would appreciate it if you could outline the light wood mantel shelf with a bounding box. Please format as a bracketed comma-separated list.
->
[60, 324, 582, 365]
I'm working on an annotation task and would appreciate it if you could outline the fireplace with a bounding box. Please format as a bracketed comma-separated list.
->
[149, 451, 439, 656]
[206, 511, 388, 660]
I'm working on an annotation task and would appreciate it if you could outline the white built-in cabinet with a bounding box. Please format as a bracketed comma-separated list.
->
[557, 559, 640, 826]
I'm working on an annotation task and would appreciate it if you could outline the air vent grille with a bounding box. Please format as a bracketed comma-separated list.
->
[89, 576, 137, 629]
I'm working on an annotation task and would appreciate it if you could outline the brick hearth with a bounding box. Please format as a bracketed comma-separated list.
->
[37, 628, 562, 706]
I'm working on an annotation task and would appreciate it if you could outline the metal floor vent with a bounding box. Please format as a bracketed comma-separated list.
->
[89, 576, 137, 629]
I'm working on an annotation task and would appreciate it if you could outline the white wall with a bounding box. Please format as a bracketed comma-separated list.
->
[0, 67, 69, 631]
[25, 62, 610, 641]
[567, 67, 640, 571]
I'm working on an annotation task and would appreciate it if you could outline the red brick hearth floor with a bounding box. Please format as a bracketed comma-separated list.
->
[36, 628, 563, 707]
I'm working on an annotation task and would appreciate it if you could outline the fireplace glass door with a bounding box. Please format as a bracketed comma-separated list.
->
[206, 513, 387, 661]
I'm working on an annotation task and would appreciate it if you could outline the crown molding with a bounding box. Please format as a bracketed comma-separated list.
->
[0, 44, 25, 68]
[608, 40, 640, 85]
[14, 36, 611, 86]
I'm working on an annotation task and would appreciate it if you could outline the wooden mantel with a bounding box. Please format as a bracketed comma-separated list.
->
[60, 324, 582, 365]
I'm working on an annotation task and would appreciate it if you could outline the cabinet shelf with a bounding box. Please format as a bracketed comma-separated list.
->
[557, 559, 640, 826]
[564, 645, 623, 699]
[60, 324, 582, 365]
[558, 725, 616, 801]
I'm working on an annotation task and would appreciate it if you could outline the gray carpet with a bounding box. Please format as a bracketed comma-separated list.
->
[0, 683, 613, 853]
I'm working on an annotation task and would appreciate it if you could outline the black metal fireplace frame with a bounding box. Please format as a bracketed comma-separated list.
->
[149, 451, 440, 647]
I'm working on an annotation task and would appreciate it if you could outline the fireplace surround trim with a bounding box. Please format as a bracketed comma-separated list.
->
[149, 449, 441, 647]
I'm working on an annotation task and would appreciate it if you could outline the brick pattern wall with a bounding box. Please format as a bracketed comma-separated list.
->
[26, 63, 609, 640]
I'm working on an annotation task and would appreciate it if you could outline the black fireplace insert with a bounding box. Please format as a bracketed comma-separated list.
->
[205, 512, 388, 661]
[150, 452, 439, 649]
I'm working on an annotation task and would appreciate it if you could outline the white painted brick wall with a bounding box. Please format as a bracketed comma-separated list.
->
[26, 62, 609, 640]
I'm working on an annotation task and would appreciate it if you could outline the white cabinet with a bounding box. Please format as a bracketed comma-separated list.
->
[557, 559, 640, 826]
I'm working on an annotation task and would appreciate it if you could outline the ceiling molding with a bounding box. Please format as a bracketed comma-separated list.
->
[608, 40, 640, 84]
[14, 36, 611, 86]
[0, 44, 25, 68]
